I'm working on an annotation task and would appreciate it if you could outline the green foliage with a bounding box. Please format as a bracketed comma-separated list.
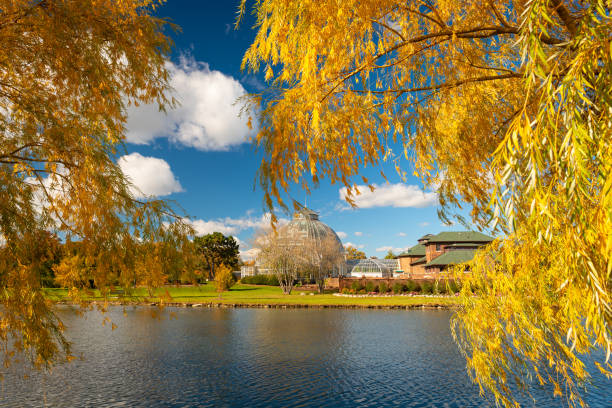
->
[365, 281, 375, 293]
[214, 264, 235, 293]
[392, 283, 404, 294]
[378, 282, 388, 294]
[421, 282, 433, 295]
[405, 280, 419, 293]
[350, 280, 363, 292]
[194, 232, 240, 279]
[241, 274, 280, 286]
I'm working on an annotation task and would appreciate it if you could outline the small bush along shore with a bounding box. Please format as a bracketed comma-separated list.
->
[341, 280, 461, 296]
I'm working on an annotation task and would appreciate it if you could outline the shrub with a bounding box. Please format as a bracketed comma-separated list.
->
[365, 281, 375, 293]
[351, 280, 363, 292]
[241, 274, 280, 286]
[448, 280, 460, 294]
[378, 282, 388, 293]
[421, 281, 433, 294]
[392, 282, 404, 294]
[358, 289, 366, 294]
[215, 264, 236, 292]
[437, 281, 447, 294]
[341, 288, 351, 294]
[405, 280, 416, 292]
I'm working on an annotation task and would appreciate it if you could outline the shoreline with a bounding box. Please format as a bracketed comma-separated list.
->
[52, 300, 458, 310]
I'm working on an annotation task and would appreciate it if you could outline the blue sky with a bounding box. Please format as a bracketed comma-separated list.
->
[118, 1, 461, 260]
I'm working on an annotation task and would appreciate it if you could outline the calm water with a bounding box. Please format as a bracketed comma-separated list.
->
[1, 307, 610, 407]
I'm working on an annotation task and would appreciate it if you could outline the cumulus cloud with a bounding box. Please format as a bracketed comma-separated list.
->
[344, 242, 365, 249]
[126, 57, 255, 150]
[419, 222, 430, 227]
[240, 247, 260, 261]
[336, 231, 348, 239]
[354, 231, 363, 237]
[397, 232, 407, 237]
[187, 219, 237, 236]
[118, 153, 183, 198]
[339, 183, 437, 209]
[186, 213, 289, 237]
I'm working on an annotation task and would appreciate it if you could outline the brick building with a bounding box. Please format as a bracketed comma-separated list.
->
[396, 231, 493, 279]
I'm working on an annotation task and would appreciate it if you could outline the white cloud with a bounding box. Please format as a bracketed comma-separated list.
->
[397, 232, 407, 237]
[118, 153, 183, 198]
[187, 219, 238, 236]
[126, 57, 255, 150]
[240, 247, 260, 261]
[354, 231, 363, 237]
[336, 231, 348, 239]
[186, 212, 289, 237]
[344, 242, 365, 250]
[419, 222, 430, 227]
[376, 246, 406, 253]
[339, 183, 437, 209]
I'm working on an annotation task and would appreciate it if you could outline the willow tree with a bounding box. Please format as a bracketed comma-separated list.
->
[239, 0, 611, 406]
[0, 0, 192, 370]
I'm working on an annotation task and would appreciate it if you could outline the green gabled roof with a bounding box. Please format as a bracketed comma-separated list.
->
[425, 249, 476, 267]
[411, 256, 427, 265]
[445, 243, 482, 248]
[398, 243, 426, 257]
[426, 231, 493, 243]
[418, 233, 433, 241]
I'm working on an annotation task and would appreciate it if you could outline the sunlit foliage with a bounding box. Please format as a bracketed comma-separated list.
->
[239, 0, 611, 405]
[0, 0, 192, 370]
[214, 264, 236, 292]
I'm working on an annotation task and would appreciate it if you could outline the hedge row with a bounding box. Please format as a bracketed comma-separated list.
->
[342, 280, 461, 295]
[240, 274, 280, 286]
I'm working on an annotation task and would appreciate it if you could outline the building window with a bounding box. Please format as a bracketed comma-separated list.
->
[436, 244, 441, 251]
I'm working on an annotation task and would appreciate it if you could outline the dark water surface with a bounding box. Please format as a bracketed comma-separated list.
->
[1, 307, 610, 407]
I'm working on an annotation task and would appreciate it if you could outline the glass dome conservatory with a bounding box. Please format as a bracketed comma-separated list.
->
[346, 258, 400, 278]
[280, 207, 344, 250]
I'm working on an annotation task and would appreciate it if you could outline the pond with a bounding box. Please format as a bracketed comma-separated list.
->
[1, 307, 610, 407]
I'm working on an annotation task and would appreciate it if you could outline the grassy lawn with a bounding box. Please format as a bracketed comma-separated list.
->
[44, 284, 459, 307]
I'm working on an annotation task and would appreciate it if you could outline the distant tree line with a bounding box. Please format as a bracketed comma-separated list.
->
[19, 231, 241, 288]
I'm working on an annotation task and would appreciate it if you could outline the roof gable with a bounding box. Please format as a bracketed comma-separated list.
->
[424, 249, 476, 267]
[398, 243, 426, 257]
[426, 231, 493, 243]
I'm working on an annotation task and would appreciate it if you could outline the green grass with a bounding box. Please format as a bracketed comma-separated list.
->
[44, 284, 459, 307]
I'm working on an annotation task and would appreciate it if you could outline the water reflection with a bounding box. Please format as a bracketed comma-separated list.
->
[0, 307, 609, 407]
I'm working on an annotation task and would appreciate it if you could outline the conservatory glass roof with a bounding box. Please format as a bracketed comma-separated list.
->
[347, 258, 400, 275]
[279, 207, 344, 250]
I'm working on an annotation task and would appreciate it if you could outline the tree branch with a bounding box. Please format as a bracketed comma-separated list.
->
[550, 0, 577, 37]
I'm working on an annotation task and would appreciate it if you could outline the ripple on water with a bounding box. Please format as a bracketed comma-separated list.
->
[0, 307, 610, 407]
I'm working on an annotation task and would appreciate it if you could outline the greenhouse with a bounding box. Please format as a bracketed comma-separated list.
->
[346, 258, 400, 278]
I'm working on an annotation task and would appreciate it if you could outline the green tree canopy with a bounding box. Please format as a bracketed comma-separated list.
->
[193, 232, 240, 278]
